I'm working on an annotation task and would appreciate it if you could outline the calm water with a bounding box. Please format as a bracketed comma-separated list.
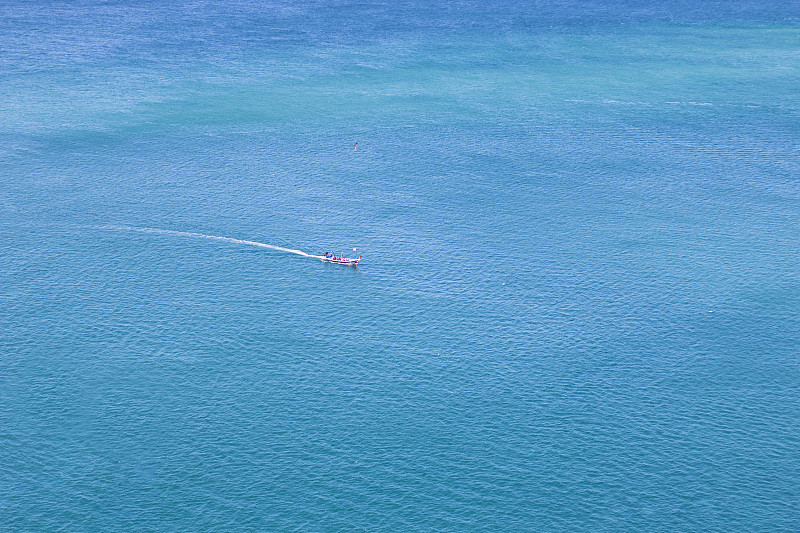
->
[2, 1, 799, 530]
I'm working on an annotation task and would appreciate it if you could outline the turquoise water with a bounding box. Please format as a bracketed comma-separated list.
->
[2, 1, 799, 530]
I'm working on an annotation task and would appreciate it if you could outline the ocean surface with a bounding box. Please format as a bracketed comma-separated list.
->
[2, 1, 799, 530]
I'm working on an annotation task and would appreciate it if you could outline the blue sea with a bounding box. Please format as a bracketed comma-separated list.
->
[2, 1, 799, 530]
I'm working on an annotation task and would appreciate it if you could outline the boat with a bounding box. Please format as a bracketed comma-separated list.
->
[321, 251, 362, 266]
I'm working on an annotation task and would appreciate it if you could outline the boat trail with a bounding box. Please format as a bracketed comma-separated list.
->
[98, 225, 323, 259]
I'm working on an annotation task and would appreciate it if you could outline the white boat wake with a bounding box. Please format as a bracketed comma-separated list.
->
[98, 225, 323, 259]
